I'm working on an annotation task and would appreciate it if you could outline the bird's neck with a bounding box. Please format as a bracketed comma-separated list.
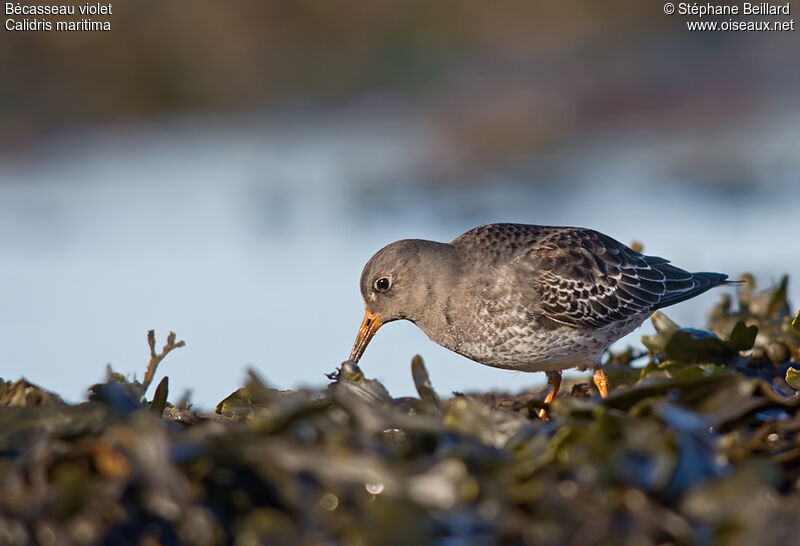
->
[407, 244, 465, 351]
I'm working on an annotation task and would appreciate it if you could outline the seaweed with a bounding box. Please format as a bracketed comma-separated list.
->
[1, 278, 800, 545]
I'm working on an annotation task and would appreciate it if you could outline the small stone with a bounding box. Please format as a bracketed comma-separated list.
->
[766, 341, 790, 364]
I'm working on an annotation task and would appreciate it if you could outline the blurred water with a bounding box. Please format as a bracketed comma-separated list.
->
[1, 110, 798, 409]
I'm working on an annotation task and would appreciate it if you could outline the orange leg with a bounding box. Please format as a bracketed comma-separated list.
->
[593, 365, 609, 398]
[537, 371, 562, 419]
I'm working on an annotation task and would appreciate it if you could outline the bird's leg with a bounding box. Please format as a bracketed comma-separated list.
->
[537, 371, 562, 420]
[593, 364, 608, 398]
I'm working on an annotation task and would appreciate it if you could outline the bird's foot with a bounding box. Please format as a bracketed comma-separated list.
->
[536, 371, 562, 420]
[593, 365, 609, 398]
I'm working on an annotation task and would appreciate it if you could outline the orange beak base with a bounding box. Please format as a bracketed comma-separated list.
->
[349, 310, 382, 363]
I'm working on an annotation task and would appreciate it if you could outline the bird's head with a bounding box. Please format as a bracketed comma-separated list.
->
[348, 238, 455, 363]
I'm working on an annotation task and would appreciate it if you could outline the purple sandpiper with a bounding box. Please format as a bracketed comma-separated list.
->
[349, 223, 733, 417]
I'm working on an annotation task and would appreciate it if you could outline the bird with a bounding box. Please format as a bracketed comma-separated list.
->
[348, 223, 734, 418]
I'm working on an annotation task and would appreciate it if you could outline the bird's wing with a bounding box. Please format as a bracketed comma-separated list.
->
[513, 228, 719, 329]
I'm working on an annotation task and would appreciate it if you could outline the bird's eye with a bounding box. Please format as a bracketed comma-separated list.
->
[374, 277, 391, 292]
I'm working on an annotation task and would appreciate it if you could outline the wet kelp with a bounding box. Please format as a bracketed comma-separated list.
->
[1, 279, 800, 545]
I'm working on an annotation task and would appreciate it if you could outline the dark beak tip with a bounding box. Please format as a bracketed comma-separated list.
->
[349, 310, 383, 364]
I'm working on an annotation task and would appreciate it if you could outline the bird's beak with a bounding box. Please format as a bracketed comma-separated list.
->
[349, 309, 382, 363]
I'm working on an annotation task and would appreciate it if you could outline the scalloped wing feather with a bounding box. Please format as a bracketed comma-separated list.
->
[521, 228, 726, 329]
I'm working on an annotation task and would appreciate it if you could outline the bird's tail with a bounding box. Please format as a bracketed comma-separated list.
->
[652, 270, 735, 310]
